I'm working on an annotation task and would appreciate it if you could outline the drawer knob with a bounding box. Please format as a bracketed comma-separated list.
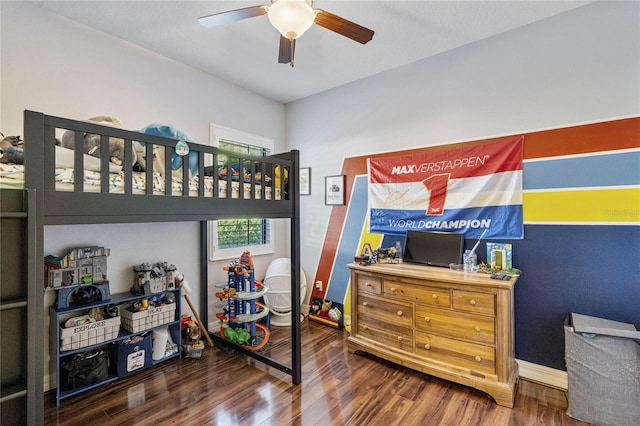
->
[397, 310, 403, 316]
[390, 287, 396, 292]
[475, 356, 482, 362]
[363, 301, 369, 307]
[366, 282, 372, 287]
[432, 294, 438, 300]
[424, 343, 431, 350]
[470, 299, 477, 306]
[363, 325, 368, 330]
[397, 336, 403, 341]
[424, 317, 431, 322]
[475, 326, 482, 332]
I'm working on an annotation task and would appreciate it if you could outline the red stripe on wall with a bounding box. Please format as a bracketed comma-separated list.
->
[310, 189, 348, 300]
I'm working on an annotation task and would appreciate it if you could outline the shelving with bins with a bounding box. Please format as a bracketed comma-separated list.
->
[49, 288, 181, 406]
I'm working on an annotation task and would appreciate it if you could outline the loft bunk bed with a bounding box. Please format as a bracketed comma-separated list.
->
[0, 110, 301, 425]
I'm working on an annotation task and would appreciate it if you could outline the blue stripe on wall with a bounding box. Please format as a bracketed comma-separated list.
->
[523, 150, 640, 190]
[484, 224, 640, 370]
[325, 175, 369, 304]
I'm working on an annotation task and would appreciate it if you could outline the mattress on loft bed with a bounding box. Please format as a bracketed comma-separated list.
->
[0, 147, 280, 199]
[0, 164, 24, 189]
[1, 164, 278, 199]
[53, 168, 277, 199]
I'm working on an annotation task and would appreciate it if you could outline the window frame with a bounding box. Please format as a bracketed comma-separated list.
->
[208, 124, 275, 261]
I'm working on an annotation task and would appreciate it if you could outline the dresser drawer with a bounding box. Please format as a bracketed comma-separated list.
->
[452, 290, 495, 316]
[384, 281, 450, 308]
[415, 305, 495, 345]
[415, 331, 495, 375]
[357, 316, 413, 352]
[358, 294, 413, 328]
[356, 274, 382, 296]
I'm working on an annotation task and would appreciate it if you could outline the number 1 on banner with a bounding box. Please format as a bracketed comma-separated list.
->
[422, 173, 450, 216]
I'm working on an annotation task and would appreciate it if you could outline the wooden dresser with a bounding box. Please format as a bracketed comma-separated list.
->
[347, 262, 518, 407]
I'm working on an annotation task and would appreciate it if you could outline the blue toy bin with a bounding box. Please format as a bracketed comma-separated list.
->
[110, 334, 152, 378]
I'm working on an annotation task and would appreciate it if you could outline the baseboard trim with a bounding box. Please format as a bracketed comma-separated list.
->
[43, 359, 566, 392]
[516, 359, 568, 390]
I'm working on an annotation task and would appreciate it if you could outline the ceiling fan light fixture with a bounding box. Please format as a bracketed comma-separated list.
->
[267, 0, 315, 40]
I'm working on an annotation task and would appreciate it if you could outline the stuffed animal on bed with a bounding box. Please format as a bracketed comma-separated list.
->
[0, 134, 24, 164]
[135, 123, 199, 178]
[60, 116, 135, 167]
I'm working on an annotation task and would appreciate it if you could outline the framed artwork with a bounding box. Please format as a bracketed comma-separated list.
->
[299, 167, 311, 196]
[325, 175, 345, 205]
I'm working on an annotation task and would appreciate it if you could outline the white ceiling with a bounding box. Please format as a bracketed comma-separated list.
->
[29, 0, 594, 104]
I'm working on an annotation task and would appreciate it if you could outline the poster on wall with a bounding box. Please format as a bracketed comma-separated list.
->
[368, 136, 524, 239]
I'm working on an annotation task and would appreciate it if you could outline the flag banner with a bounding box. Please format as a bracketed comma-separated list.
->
[368, 136, 524, 239]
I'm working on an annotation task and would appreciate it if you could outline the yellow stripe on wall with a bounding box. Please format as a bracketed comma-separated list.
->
[344, 217, 383, 332]
[523, 188, 640, 223]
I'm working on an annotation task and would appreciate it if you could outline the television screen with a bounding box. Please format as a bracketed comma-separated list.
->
[402, 230, 464, 267]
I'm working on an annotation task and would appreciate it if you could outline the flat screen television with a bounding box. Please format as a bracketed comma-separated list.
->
[402, 230, 464, 267]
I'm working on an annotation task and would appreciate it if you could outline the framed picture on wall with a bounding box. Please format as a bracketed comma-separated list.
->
[325, 175, 345, 205]
[300, 167, 311, 196]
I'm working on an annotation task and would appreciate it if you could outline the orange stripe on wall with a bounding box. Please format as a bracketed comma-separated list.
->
[523, 117, 640, 159]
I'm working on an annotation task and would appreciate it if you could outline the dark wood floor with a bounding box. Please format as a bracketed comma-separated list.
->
[45, 320, 590, 426]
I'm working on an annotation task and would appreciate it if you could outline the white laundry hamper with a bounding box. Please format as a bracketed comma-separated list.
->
[262, 258, 307, 326]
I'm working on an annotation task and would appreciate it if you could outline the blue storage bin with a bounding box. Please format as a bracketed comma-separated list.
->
[110, 334, 152, 378]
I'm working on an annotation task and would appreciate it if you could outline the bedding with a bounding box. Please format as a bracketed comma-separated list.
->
[53, 168, 276, 198]
[1, 145, 279, 199]
[0, 163, 23, 189]
[1, 145, 121, 189]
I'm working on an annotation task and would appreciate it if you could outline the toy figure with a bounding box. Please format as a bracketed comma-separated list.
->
[309, 299, 321, 315]
[318, 299, 332, 319]
[238, 251, 254, 269]
[224, 251, 255, 274]
[0, 134, 24, 164]
[137, 122, 199, 178]
[60, 116, 135, 166]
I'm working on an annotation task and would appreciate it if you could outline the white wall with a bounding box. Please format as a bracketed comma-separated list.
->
[1, 1, 288, 388]
[286, 1, 640, 284]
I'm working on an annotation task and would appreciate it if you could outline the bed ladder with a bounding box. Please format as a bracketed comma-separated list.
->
[0, 189, 43, 425]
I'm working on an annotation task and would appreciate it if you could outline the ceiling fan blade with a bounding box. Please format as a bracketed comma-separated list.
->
[314, 9, 374, 44]
[198, 5, 267, 28]
[278, 36, 296, 67]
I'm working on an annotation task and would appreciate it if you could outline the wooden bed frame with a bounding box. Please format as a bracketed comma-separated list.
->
[0, 110, 301, 424]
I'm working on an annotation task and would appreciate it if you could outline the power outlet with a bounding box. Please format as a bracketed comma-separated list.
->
[315, 280, 322, 291]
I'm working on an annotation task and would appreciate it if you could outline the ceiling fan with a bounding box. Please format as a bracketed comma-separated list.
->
[198, 0, 374, 67]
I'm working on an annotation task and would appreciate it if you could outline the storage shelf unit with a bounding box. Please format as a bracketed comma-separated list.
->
[49, 288, 181, 406]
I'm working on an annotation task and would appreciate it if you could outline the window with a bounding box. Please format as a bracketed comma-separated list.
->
[209, 124, 275, 260]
